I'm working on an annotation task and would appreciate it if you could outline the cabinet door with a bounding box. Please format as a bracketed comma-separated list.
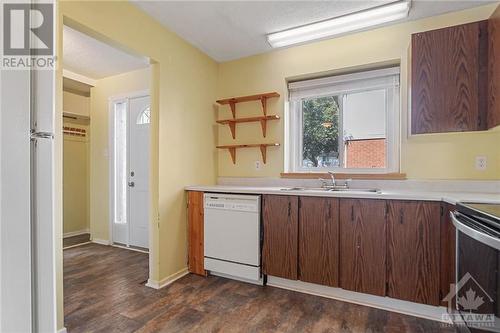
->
[299, 197, 339, 287]
[387, 201, 441, 305]
[440, 203, 456, 307]
[339, 199, 386, 296]
[411, 21, 488, 134]
[187, 191, 206, 276]
[262, 195, 298, 280]
[488, 6, 500, 129]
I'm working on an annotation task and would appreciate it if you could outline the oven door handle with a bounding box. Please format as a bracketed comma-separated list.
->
[451, 212, 500, 251]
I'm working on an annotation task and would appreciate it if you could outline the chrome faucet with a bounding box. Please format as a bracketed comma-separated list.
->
[328, 171, 336, 187]
[319, 172, 351, 190]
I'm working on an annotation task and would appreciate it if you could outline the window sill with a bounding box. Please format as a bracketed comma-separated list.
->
[280, 172, 407, 180]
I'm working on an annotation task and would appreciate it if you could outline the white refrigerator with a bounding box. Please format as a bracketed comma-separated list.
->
[0, 41, 57, 333]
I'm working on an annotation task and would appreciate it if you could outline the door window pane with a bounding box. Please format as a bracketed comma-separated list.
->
[301, 96, 340, 168]
[136, 106, 151, 125]
[113, 101, 127, 224]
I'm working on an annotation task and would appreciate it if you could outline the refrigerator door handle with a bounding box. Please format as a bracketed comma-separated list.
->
[30, 131, 54, 140]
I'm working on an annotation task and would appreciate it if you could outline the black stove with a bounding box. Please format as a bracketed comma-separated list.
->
[452, 202, 500, 332]
[458, 202, 500, 225]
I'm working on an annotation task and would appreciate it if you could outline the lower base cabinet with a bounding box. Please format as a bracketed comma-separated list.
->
[440, 203, 456, 307]
[262, 195, 299, 280]
[260, 195, 444, 307]
[299, 197, 339, 287]
[339, 199, 387, 296]
[187, 191, 206, 276]
[387, 200, 441, 305]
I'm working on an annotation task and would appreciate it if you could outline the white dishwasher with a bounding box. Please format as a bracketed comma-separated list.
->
[204, 193, 262, 285]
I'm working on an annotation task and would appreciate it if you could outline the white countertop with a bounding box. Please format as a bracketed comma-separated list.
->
[185, 185, 500, 205]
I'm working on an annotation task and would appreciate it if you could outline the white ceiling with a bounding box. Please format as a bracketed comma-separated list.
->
[133, 0, 493, 62]
[63, 25, 149, 80]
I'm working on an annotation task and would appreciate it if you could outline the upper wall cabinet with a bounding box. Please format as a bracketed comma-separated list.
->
[488, 5, 500, 128]
[411, 21, 489, 134]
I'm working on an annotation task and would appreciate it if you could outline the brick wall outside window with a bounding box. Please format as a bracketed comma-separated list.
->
[345, 138, 386, 168]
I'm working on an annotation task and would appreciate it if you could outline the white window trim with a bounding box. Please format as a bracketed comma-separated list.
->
[286, 67, 400, 174]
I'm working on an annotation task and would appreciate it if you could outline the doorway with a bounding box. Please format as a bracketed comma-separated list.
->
[110, 93, 151, 249]
[61, 19, 154, 333]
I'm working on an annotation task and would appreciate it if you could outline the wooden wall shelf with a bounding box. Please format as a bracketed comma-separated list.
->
[217, 115, 280, 139]
[216, 92, 280, 118]
[217, 143, 280, 164]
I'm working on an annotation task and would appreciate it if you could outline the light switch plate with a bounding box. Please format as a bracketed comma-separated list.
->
[475, 156, 487, 171]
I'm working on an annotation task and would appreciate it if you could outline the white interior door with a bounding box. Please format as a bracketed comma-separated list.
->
[128, 96, 150, 249]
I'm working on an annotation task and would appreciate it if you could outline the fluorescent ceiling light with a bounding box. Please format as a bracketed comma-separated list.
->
[267, 1, 411, 48]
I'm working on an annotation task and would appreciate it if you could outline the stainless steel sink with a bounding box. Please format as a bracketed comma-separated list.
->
[280, 187, 381, 194]
[331, 188, 381, 193]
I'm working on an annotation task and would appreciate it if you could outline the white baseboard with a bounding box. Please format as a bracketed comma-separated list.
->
[267, 276, 450, 324]
[57, 327, 67, 333]
[63, 229, 89, 238]
[111, 243, 149, 254]
[146, 267, 189, 289]
[63, 241, 91, 250]
[91, 238, 111, 246]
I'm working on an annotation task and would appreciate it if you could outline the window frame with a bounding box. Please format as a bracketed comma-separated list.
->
[286, 67, 400, 174]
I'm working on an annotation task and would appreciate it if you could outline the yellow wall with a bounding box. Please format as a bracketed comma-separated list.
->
[62, 89, 90, 237]
[57, 1, 218, 329]
[63, 130, 89, 234]
[63, 91, 89, 235]
[217, 4, 500, 180]
[89, 67, 150, 241]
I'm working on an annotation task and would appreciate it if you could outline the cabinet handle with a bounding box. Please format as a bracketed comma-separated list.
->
[399, 209, 404, 224]
[351, 205, 354, 222]
[288, 201, 291, 219]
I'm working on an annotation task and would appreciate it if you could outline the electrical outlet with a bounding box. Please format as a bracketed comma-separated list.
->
[255, 160, 262, 171]
[475, 156, 487, 171]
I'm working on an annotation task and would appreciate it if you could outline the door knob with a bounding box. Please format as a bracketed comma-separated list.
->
[128, 181, 135, 187]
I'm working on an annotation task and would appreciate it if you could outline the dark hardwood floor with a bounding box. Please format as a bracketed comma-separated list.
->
[63, 233, 91, 248]
[64, 244, 455, 333]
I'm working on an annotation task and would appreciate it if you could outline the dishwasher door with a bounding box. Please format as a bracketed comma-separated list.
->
[204, 194, 261, 266]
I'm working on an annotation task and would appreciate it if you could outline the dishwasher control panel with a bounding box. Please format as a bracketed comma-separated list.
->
[204, 194, 260, 213]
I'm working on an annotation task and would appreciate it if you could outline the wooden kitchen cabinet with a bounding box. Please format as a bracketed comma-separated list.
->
[339, 199, 387, 296]
[262, 195, 299, 280]
[411, 21, 489, 134]
[488, 5, 500, 128]
[387, 200, 441, 305]
[298, 196, 339, 287]
[187, 191, 206, 276]
[440, 203, 456, 307]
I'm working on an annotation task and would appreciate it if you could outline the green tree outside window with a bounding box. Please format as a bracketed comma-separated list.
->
[302, 96, 340, 167]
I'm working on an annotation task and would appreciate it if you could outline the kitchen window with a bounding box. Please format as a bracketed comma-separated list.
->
[286, 67, 400, 173]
